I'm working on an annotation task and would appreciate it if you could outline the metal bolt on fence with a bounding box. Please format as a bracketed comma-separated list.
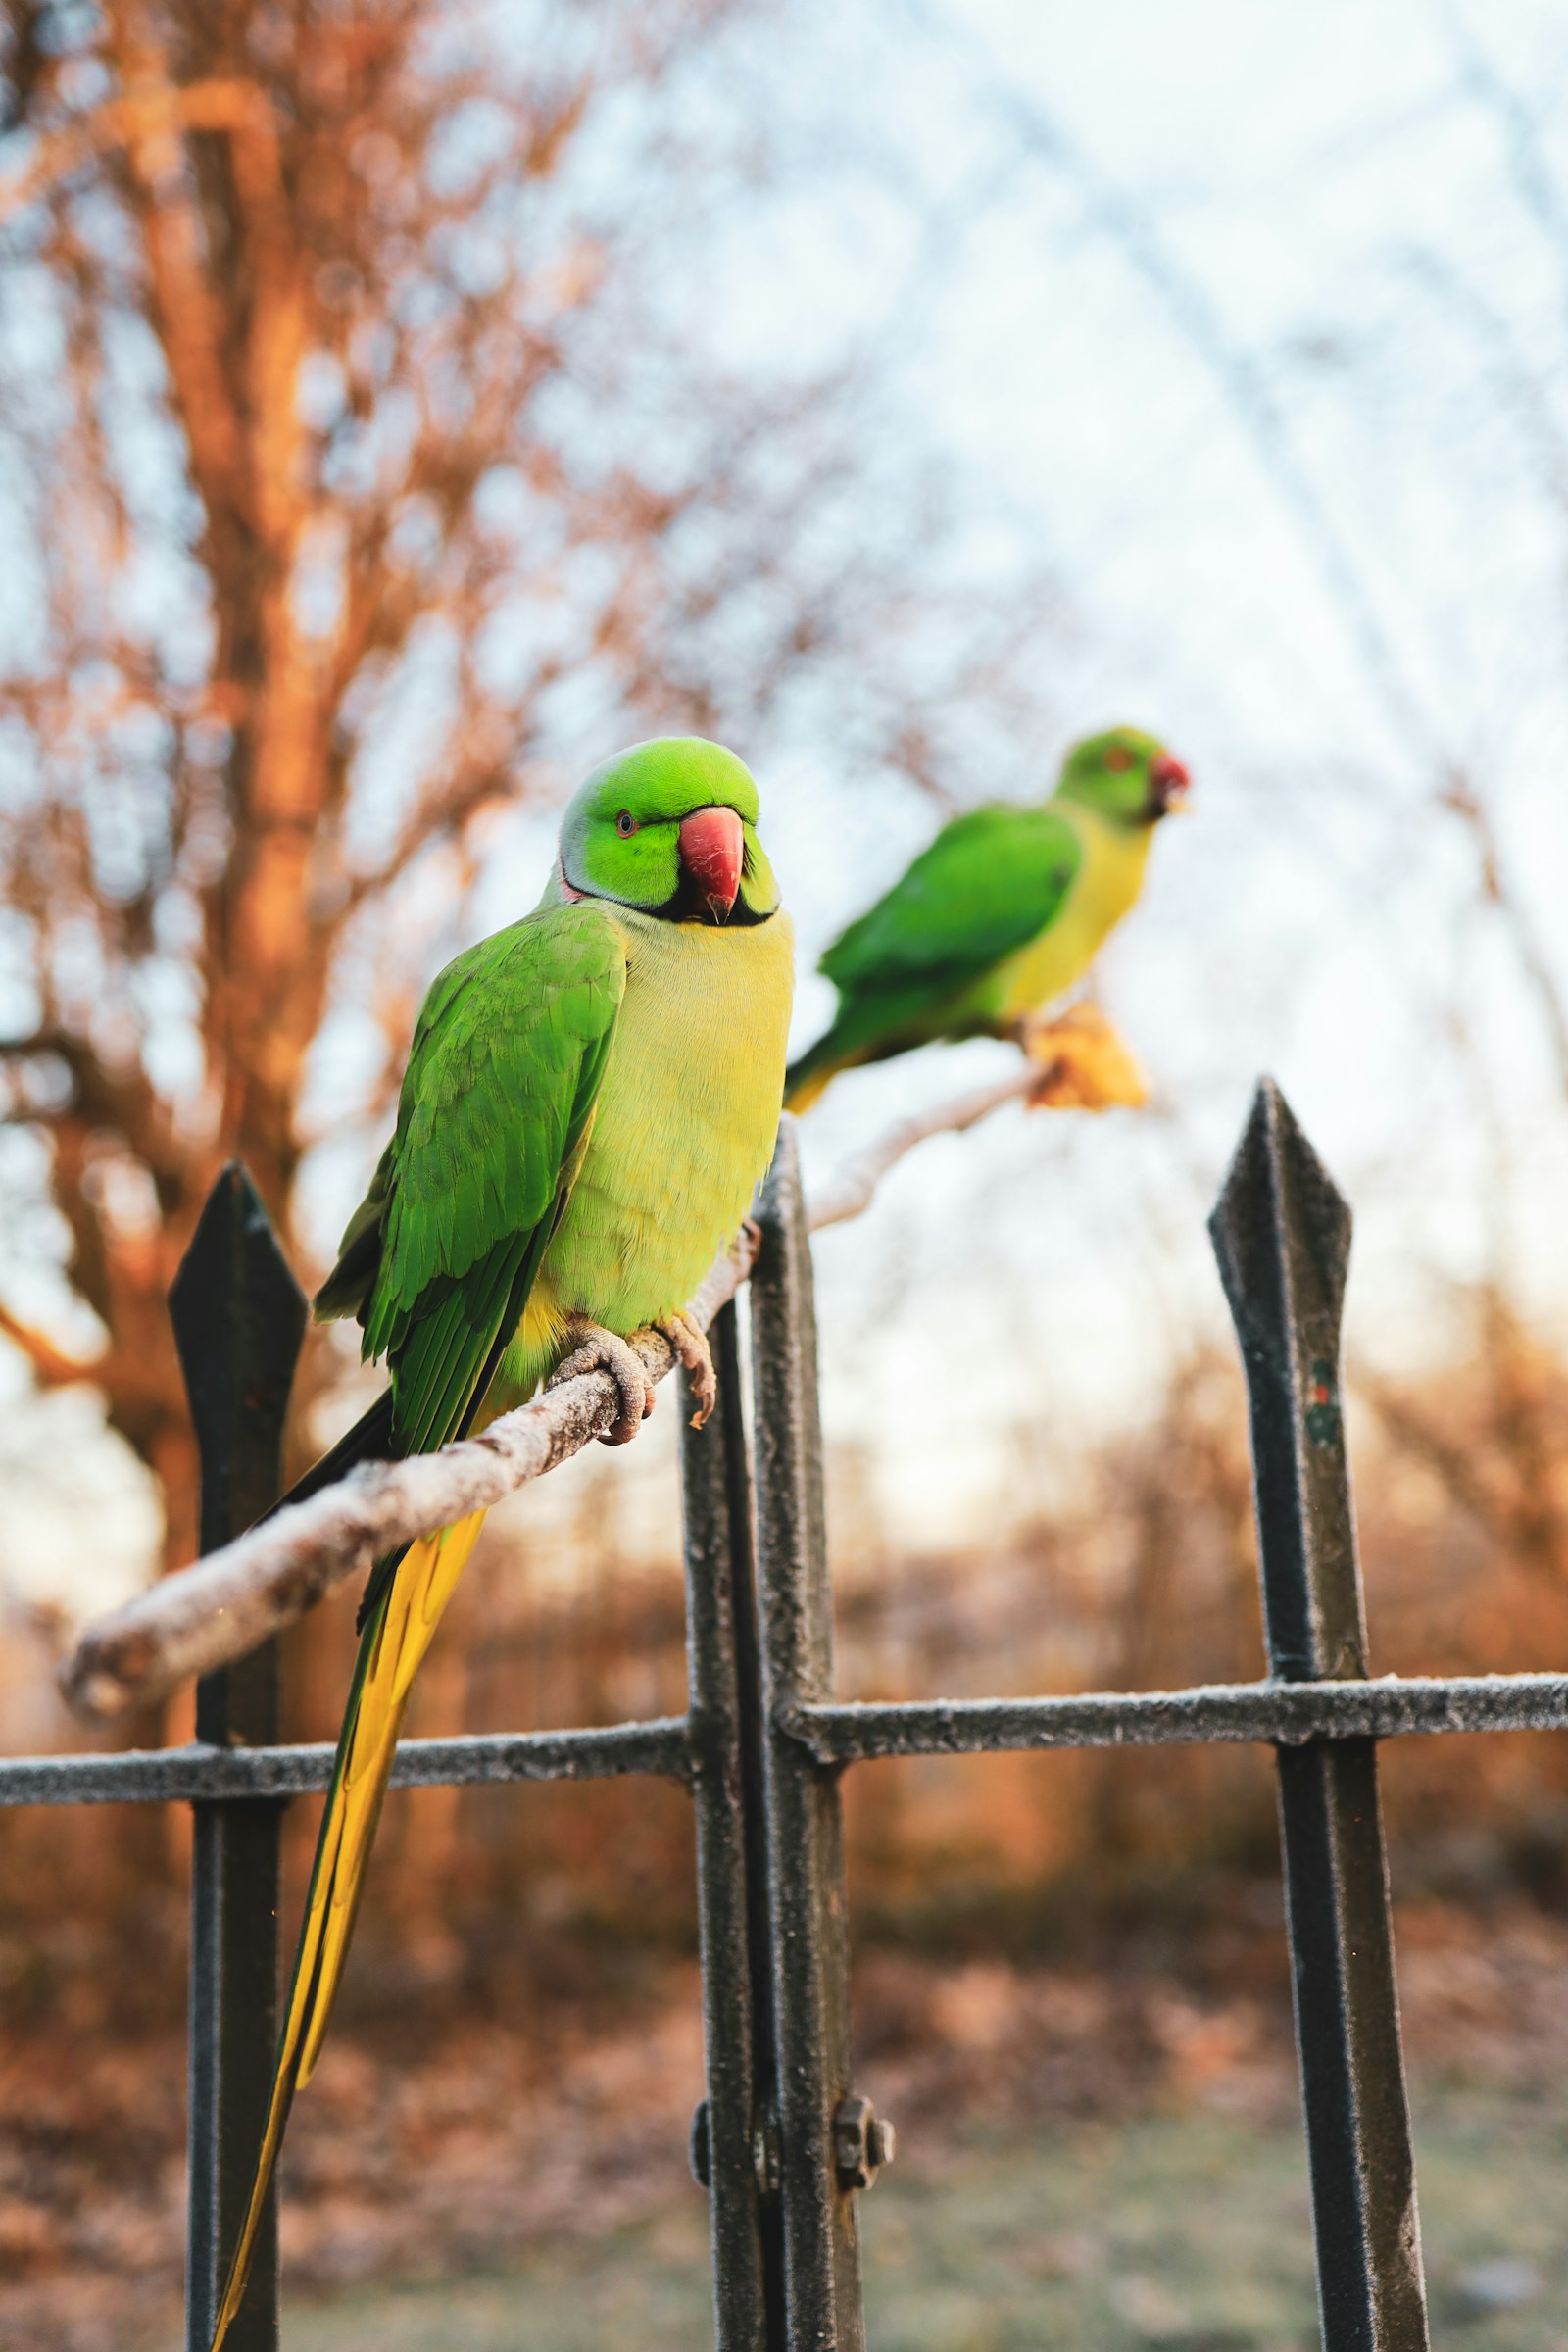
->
[832, 2095, 895, 2192]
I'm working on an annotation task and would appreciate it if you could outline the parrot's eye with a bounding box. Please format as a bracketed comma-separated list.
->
[1103, 746, 1131, 771]
[615, 810, 638, 837]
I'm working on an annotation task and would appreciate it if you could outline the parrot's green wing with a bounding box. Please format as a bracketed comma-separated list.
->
[210, 900, 626, 2352]
[328, 900, 628, 1454]
[787, 805, 1082, 1103]
[822, 804, 1083, 992]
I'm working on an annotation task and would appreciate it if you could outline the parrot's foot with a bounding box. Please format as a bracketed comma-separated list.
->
[655, 1309, 717, 1429]
[548, 1322, 654, 1446]
[1016, 1003, 1149, 1111]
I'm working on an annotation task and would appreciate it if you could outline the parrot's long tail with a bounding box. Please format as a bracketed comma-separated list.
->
[207, 1508, 487, 2351]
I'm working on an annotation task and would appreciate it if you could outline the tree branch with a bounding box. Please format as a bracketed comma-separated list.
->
[0, 1031, 186, 1191]
[59, 1027, 1148, 1722]
[0, 76, 281, 227]
[806, 1068, 1039, 1231]
[807, 1004, 1149, 1230]
[0, 1302, 101, 1390]
[1441, 771, 1568, 1102]
[60, 1227, 760, 1721]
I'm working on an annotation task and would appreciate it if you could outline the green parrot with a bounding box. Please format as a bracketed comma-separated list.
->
[209, 737, 793, 2349]
[784, 727, 1189, 1110]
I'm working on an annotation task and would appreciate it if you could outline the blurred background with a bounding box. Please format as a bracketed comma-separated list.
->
[4, 2, 1568, 2346]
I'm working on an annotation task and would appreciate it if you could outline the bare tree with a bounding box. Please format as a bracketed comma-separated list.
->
[0, 0, 1065, 1568]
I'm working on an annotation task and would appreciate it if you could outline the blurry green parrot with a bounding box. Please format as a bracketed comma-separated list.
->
[209, 737, 792, 2348]
[784, 727, 1189, 1111]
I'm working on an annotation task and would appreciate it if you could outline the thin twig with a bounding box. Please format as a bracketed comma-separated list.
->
[806, 1067, 1039, 1231]
[0, 1300, 100, 1390]
[807, 1004, 1149, 1229]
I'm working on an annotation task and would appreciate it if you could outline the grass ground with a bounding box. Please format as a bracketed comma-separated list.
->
[287, 2087, 1568, 2352]
[9, 1908, 1566, 2351]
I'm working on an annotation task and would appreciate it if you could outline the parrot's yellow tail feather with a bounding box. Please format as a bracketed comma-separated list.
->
[298, 1509, 484, 2082]
[207, 1510, 487, 2352]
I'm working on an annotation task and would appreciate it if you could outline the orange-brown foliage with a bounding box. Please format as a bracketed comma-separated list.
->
[6, 1288, 1568, 2039]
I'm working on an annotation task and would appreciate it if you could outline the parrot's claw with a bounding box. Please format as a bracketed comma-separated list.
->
[656, 1310, 718, 1429]
[548, 1321, 654, 1446]
[1015, 1003, 1150, 1112]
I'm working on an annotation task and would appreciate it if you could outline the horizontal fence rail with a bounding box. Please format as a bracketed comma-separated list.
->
[0, 1718, 695, 1805]
[9, 1672, 1568, 1807]
[785, 1672, 1568, 1760]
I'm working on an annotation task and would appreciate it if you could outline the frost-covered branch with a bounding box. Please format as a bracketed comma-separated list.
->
[807, 1004, 1149, 1230]
[60, 1232, 758, 1723]
[806, 1069, 1040, 1230]
[61, 1012, 1145, 1724]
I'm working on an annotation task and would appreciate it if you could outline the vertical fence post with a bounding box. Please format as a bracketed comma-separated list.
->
[680, 1300, 787, 2351]
[750, 1120, 867, 2352]
[1211, 1081, 1430, 2352]
[172, 1165, 306, 2352]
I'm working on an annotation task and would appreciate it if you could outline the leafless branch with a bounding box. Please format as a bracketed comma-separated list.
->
[807, 1068, 1040, 1231]
[808, 1004, 1150, 1229]
[1351, 1363, 1505, 1544]
[0, 78, 282, 228]
[0, 1301, 100, 1389]
[60, 1226, 760, 1722]
[1441, 771, 1568, 1102]
[907, 0, 1433, 754]
[56, 997, 1160, 1724]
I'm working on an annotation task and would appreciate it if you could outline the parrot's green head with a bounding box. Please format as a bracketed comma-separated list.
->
[557, 737, 782, 925]
[1055, 728, 1191, 828]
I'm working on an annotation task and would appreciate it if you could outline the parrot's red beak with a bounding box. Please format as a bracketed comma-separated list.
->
[1148, 754, 1191, 816]
[678, 805, 745, 922]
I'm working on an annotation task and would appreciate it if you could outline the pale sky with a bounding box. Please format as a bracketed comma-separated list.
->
[6, 0, 1568, 1612]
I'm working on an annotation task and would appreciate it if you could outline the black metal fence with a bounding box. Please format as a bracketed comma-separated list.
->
[5, 1081, 1568, 2352]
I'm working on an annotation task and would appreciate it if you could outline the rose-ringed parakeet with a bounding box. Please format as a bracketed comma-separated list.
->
[208, 738, 792, 2348]
[784, 728, 1189, 1110]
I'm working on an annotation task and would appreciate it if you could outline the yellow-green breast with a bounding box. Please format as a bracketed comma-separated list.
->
[501, 904, 795, 1398]
[990, 802, 1153, 1023]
